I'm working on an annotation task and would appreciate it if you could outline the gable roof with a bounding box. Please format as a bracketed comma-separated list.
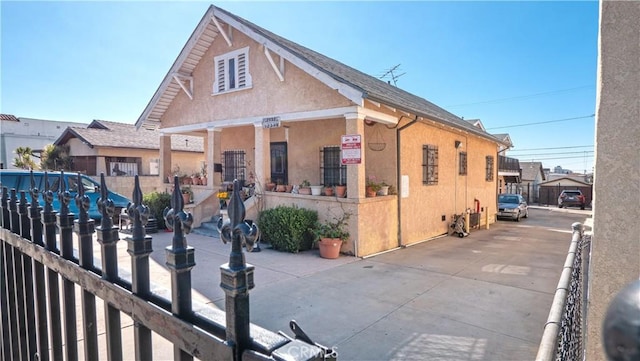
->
[519, 161, 546, 181]
[539, 176, 591, 186]
[55, 120, 203, 152]
[136, 4, 506, 146]
[491, 133, 513, 148]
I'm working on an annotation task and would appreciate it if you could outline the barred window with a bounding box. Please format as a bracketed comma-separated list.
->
[486, 155, 494, 181]
[222, 150, 246, 183]
[422, 145, 438, 185]
[320, 146, 346, 186]
[459, 151, 467, 175]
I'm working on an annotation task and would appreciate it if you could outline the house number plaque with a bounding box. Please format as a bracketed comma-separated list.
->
[262, 116, 281, 128]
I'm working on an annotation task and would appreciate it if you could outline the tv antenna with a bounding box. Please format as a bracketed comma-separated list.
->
[378, 64, 406, 87]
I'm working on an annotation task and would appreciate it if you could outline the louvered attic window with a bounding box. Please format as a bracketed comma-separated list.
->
[213, 47, 252, 95]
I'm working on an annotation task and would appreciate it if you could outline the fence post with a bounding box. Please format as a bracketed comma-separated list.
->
[57, 171, 78, 361]
[218, 179, 259, 360]
[126, 175, 154, 359]
[96, 173, 123, 361]
[1, 186, 18, 359]
[164, 176, 195, 361]
[8, 189, 29, 359]
[42, 172, 63, 360]
[74, 173, 99, 360]
[18, 190, 38, 358]
[27, 171, 49, 361]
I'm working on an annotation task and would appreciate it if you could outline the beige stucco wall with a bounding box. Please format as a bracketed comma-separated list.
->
[161, 29, 352, 127]
[263, 191, 397, 257]
[586, 1, 640, 359]
[398, 120, 497, 245]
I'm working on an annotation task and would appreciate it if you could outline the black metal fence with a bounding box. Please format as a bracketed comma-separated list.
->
[1, 171, 333, 360]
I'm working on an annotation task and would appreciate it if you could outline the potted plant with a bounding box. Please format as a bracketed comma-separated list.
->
[265, 179, 276, 192]
[200, 164, 208, 185]
[191, 172, 201, 185]
[298, 180, 312, 195]
[335, 183, 347, 198]
[311, 213, 350, 259]
[310, 184, 323, 196]
[217, 189, 230, 209]
[181, 186, 193, 204]
[377, 181, 390, 196]
[366, 176, 381, 197]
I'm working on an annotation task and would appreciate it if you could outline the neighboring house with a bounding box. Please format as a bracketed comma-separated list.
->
[492, 133, 521, 193]
[135, 5, 509, 257]
[545, 172, 593, 184]
[0, 114, 86, 169]
[54, 120, 205, 195]
[538, 176, 593, 207]
[519, 161, 546, 203]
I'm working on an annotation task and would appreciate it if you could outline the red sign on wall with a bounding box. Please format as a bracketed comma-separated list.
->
[341, 134, 361, 164]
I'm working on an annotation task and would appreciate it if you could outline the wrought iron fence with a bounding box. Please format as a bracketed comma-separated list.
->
[536, 222, 590, 361]
[1, 171, 334, 360]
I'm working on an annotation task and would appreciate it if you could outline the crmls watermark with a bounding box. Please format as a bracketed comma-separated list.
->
[283, 345, 338, 359]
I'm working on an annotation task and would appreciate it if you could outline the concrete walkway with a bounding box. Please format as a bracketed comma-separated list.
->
[104, 208, 587, 360]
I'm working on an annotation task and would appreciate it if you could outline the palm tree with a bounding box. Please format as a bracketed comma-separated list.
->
[13, 146, 38, 169]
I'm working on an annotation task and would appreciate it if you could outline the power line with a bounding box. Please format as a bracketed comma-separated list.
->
[446, 85, 594, 108]
[514, 151, 594, 157]
[514, 155, 594, 161]
[486, 114, 594, 130]
[508, 145, 593, 152]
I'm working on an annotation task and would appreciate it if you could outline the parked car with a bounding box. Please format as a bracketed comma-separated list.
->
[0, 170, 130, 220]
[558, 190, 586, 210]
[497, 193, 528, 222]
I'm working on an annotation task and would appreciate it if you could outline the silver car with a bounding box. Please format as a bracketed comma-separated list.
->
[497, 193, 529, 221]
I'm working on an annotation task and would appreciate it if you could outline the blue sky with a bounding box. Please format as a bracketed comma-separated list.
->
[1, 1, 599, 173]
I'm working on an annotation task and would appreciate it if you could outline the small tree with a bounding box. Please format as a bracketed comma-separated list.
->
[40, 144, 72, 171]
[12, 146, 37, 169]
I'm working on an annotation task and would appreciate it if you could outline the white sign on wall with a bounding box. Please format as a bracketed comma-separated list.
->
[341, 134, 362, 164]
[401, 175, 409, 198]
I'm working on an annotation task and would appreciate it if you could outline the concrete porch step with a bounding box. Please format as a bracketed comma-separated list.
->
[191, 215, 221, 238]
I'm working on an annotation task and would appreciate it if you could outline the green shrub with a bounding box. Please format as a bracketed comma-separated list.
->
[258, 205, 318, 253]
[143, 191, 172, 229]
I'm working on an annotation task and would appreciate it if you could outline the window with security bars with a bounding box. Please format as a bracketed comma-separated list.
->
[320, 146, 346, 186]
[486, 155, 494, 181]
[213, 47, 252, 94]
[222, 150, 246, 183]
[422, 145, 438, 185]
[459, 151, 467, 175]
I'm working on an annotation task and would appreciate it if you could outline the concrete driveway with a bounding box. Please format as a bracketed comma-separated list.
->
[111, 207, 589, 360]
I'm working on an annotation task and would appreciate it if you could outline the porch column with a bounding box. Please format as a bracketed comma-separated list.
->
[344, 112, 366, 199]
[206, 129, 216, 189]
[159, 134, 172, 184]
[254, 124, 270, 192]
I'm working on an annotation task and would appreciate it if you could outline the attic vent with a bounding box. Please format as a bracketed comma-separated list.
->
[141, 122, 159, 131]
[213, 47, 252, 94]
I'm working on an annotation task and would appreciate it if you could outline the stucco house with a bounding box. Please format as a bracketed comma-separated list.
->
[54, 119, 204, 195]
[519, 161, 546, 203]
[135, 5, 508, 257]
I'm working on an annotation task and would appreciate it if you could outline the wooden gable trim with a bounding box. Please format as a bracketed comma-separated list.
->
[211, 15, 232, 47]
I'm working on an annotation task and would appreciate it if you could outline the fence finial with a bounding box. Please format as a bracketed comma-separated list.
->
[127, 175, 149, 239]
[58, 170, 72, 216]
[163, 176, 193, 249]
[97, 173, 115, 228]
[218, 179, 259, 268]
[75, 173, 91, 223]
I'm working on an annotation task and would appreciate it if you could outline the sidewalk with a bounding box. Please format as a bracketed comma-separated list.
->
[105, 209, 582, 361]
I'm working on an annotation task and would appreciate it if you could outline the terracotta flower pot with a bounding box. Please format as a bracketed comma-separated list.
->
[324, 187, 334, 196]
[276, 184, 286, 192]
[335, 185, 347, 198]
[266, 183, 276, 191]
[318, 238, 342, 259]
[298, 187, 311, 195]
[366, 186, 377, 197]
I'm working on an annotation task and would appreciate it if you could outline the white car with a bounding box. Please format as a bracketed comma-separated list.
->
[497, 193, 529, 221]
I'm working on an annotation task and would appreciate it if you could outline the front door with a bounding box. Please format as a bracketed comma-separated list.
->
[270, 142, 288, 185]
